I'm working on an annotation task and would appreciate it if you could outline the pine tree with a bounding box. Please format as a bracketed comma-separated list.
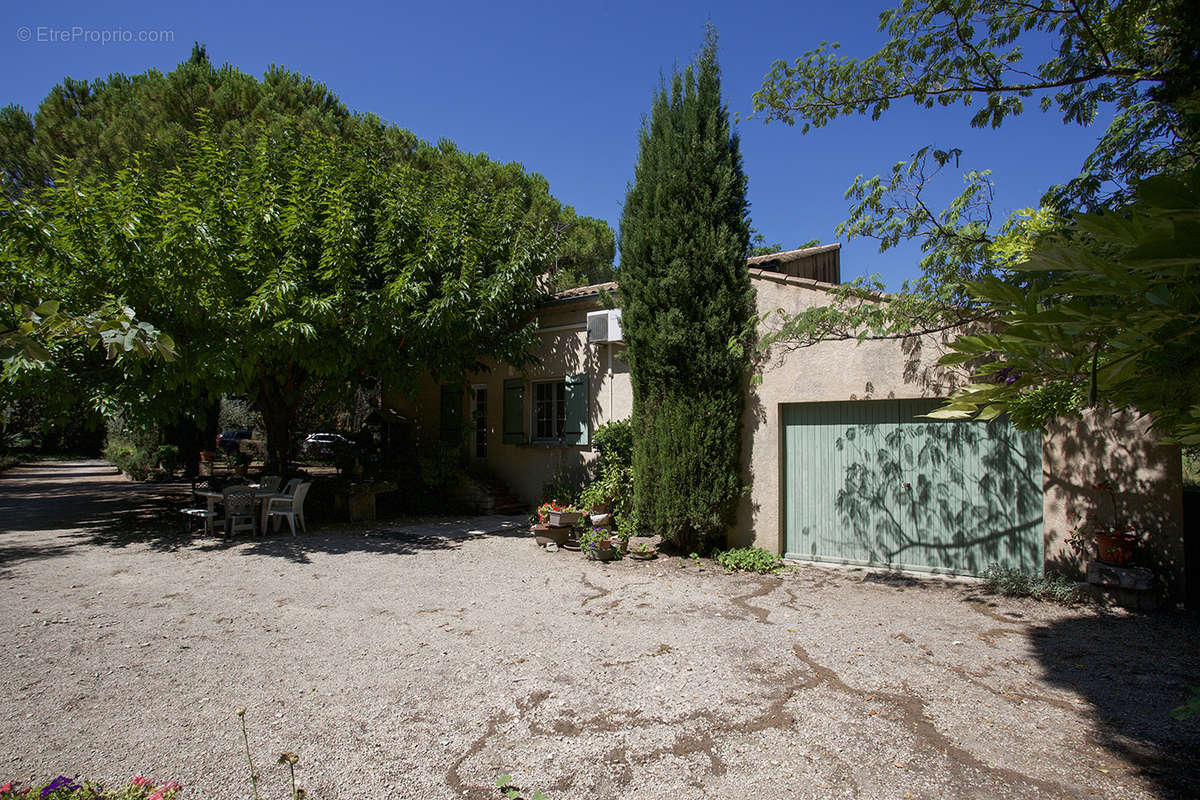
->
[619, 27, 753, 552]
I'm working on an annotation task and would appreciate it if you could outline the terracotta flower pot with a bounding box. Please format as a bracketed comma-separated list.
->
[531, 524, 569, 547]
[1095, 532, 1136, 566]
[587, 546, 616, 562]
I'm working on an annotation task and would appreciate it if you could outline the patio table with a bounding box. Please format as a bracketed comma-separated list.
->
[193, 487, 283, 534]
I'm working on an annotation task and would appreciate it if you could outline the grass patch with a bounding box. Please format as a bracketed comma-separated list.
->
[0, 454, 19, 472]
[979, 565, 1085, 604]
[715, 547, 783, 574]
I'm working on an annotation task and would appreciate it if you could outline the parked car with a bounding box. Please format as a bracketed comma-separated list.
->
[216, 429, 252, 453]
[301, 432, 352, 460]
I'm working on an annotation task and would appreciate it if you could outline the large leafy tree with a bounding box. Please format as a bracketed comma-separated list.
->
[620, 28, 754, 551]
[1, 48, 609, 460]
[2, 118, 553, 468]
[930, 167, 1200, 441]
[548, 210, 617, 290]
[751, 0, 1200, 437]
[0, 43, 419, 198]
[754, 0, 1198, 210]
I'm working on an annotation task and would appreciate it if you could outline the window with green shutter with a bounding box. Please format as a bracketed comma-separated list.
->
[502, 379, 525, 444]
[564, 373, 589, 446]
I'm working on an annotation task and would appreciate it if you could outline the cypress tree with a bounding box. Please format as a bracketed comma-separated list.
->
[619, 27, 753, 553]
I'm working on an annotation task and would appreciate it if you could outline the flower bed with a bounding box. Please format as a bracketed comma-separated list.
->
[0, 776, 183, 800]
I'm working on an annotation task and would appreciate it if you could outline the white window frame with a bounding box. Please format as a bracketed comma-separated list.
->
[531, 379, 567, 443]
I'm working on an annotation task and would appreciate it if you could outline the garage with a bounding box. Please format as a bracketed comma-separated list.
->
[781, 399, 1044, 576]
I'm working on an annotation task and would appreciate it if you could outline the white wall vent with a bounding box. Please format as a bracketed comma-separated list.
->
[586, 309, 623, 344]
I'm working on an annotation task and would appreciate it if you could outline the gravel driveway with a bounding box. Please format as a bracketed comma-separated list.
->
[1, 460, 1198, 800]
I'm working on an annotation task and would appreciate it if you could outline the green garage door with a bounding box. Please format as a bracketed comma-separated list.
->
[782, 400, 1043, 576]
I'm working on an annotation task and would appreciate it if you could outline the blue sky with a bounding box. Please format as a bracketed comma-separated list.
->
[1, 0, 1109, 289]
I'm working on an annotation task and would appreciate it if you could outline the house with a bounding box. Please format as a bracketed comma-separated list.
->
[387, 245, 1186, 598]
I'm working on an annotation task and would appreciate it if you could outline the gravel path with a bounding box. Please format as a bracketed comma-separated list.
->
[1, 460, 1198, 800]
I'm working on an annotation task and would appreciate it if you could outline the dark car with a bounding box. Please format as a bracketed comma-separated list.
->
[301, 432, 352, 460]
[216, 429, 252, 453]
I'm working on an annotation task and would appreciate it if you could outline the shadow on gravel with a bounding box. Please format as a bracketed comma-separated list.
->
[1030, 610, 1200, 799]
[2, 460, 530, 573]
[233, 526, 530, 564]
[0, 462, 183, 535]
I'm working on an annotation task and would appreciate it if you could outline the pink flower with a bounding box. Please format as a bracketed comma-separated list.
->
[0, 782, 13, 794]
[160, 782, 181, 793]
[148, 792, 165, 800]
[131, 777, 154, 787]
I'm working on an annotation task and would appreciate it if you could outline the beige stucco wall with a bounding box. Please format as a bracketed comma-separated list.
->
[741, 270, 1185, 597]
[388, 297, 632, 504]
[737, 271, 967, 552]
[1042, 409, 1185, 598]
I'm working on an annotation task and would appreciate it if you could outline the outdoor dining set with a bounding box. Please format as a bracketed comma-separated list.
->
[182, 475, 312, 537]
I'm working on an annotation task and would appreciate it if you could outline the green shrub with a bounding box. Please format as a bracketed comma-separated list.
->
[592, 418, 632, 476]
[578, 419, 635, 528]
[1184, 445, 1200, 488]
[979, 565, 1085, 604]
[417, 441, 460, 491]
[153, 444, 180, 477]
[716, 547, 783, 574]
[104, 440, 156, 481]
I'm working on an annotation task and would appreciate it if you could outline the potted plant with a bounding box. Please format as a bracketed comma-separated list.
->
[579, 480, 613, 515]
[630, 542, 658, 560]
[530, 522, 570, 547]
[579, 526, 617, 561]
[538, 501, 584, 528]
[1066, 482, 1141, 566]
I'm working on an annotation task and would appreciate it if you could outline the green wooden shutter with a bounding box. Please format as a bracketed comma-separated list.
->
[502, 379, 525, 444]
[564, 373, 589, 446]
[439, 386, 464, 444]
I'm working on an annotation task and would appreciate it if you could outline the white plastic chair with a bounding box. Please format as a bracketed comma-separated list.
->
[222, 485, 257, 537]
[267, 481, 311, 536]
[281, 477, 303, 496]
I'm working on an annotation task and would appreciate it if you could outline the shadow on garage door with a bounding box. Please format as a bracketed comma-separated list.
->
[782, 399, 1044, 576]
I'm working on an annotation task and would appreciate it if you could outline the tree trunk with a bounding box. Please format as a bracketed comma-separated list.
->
[165, 399, 219, 478]
[259, 403, 295, 474]
[255, 363, 305, 474]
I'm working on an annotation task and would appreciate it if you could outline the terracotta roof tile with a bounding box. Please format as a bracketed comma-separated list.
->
[745, 242, 841, 267]
[546, 281, 618, 302]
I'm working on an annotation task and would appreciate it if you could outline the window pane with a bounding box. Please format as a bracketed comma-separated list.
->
[535, 382, 552, 439]
[532, 381, 567, 440]
[555, 382, 566, 438]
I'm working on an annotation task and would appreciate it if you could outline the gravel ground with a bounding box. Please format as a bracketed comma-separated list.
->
[1, 460, 1198, 800]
